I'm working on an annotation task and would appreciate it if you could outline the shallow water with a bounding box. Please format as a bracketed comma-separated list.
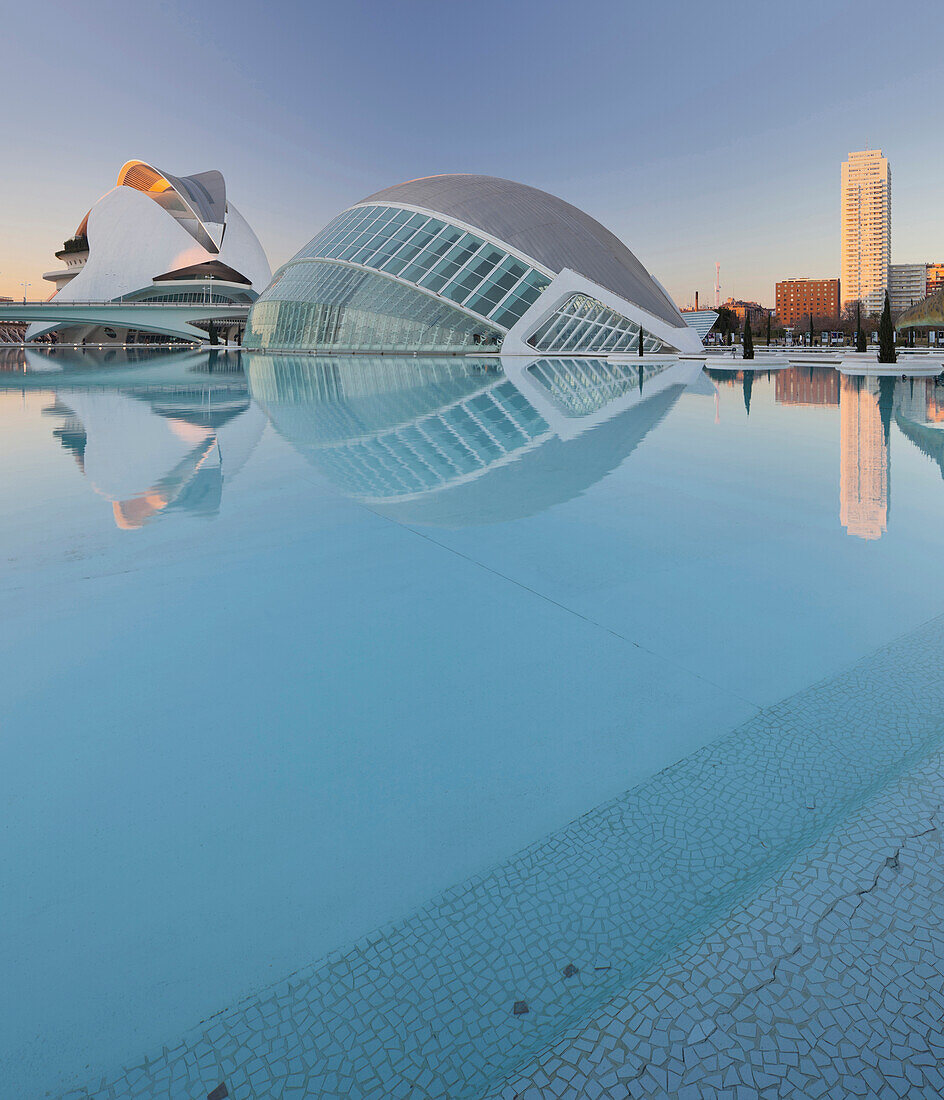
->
[3, 348, 944, 1097]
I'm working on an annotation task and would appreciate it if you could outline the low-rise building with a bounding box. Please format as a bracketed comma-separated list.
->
[775, 278, 840, 327]
[722, 297, 767, 325]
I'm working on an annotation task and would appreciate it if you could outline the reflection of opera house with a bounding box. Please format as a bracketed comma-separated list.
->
[246, 174, 704, 356]
[45, 365, 264, 528]
[248, 355, 700, 526]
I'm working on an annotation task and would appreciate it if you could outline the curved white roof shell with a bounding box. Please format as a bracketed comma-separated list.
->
[30, 162, 270, 340]
[54, 186, 270, 305]
[248, 173, 700, 355]
[115, 160, 227, 252]
[359, 174, 686, 330]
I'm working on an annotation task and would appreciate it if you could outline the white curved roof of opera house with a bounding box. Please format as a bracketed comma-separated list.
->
[37, 160, 270, 322]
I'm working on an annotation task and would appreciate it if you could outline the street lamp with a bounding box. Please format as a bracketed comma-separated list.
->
[204, 275, 213, 305]
[20, 281, 31, 303]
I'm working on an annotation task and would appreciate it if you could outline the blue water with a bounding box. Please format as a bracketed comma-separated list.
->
[3, 348, 944, 1096]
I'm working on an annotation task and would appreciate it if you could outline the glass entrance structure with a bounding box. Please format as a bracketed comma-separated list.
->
[246, 175, 704, 355]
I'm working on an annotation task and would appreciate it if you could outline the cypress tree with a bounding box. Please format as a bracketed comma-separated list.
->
[638, 324, 644, 357]
[208, 319, 218, 347]
[742, 312, 754, 360]
[878, 291, 896, 364]
[766, 311, 771, 348]
[808, 313, 814, 347]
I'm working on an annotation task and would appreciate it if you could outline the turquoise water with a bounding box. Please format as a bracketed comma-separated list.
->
[3, 348, 944, 1097]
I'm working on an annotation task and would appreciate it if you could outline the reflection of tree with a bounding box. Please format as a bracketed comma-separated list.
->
[704, 369, 737, 386]
[878, 376, 895, 447]
[742, 370, 754, 415]
[698, 369, 757, 414]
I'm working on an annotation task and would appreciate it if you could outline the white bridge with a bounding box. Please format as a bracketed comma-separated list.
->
[0, 300, 250, 343]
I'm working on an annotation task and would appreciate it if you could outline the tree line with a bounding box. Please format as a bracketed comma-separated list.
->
[714, 301, 891, 343]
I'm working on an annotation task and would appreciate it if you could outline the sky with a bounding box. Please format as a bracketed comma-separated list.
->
[1, 0, 942, 308]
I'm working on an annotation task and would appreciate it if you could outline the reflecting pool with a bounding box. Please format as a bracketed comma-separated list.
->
[4, 348, 944, 1098]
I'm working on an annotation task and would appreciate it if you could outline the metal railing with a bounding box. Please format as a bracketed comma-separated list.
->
[0, 300, 250, 309]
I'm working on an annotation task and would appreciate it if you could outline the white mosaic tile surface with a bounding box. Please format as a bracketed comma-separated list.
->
[61, 614, 944, 1100]
[490, 753, 944, 1099]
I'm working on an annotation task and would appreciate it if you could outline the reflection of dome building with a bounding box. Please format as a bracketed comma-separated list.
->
[895, 378, 944, 479]
[31, 160, 270, 345]
[246, 174, 702, 355]
[46, 381, 264, 528]
[248, 355, 697, 526]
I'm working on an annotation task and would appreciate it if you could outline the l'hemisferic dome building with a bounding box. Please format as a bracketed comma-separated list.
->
[31, 160, 271, 344]
[245, 174, 703, 356]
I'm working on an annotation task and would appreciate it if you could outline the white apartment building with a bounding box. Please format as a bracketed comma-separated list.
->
[841, 149, 891, 315]
[889, 263, 927, 316]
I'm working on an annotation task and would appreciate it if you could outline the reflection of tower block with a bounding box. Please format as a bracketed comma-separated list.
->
[839, 375, 889, 540]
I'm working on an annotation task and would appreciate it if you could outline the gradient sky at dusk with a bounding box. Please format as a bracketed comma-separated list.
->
[2, 0, 942, 307]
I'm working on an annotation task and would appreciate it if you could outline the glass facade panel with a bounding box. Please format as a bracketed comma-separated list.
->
[290, 204, 553, 332]
[270, 378, 550, 502]
[245, 261, 503, 352]
[126, 289, 250, 305]
[527, 357, 676, 417]
[463, 256, 527, 310]
[491, 270, 552, 329]
[248, 356, 554, 505]
[526, 292, 666, 354]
